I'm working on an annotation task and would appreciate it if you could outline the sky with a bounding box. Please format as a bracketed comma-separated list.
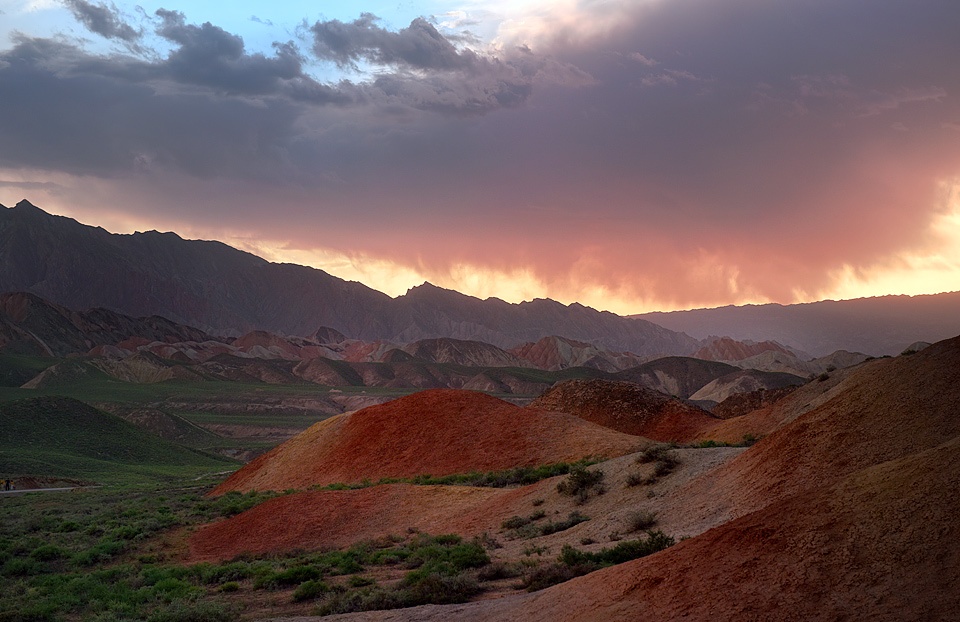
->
[1, 0, 959, 314]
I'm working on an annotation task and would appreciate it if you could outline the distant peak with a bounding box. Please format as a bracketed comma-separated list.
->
[408, 281, 442, 292]
[15, 199, 40, 210]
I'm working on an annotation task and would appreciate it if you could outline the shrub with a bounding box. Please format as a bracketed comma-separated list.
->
[557, 467, 605, 504]
[477, 562, 521, 581]
[30, 544, 66, 562]
[560, 530, 675, 568]
[292, 579, 329, 601]
[626, 510, 657, 532]
[201, 562, 252, 585]
[502, 516, 529, 530]
[348, 575, 375, 588]
[538, 512, 589, 536]
[519, 563, 578, 592]
[399, 572, 480, 606]
[473, 533, 501, 550]
[652, 460, 674, 478]
[636, 444, 675, 464]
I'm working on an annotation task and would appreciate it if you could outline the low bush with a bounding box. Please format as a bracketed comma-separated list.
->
[519, 563, 579, 592]
[557, 467, 605, 504]
[559, 530, 675, 568]
[292, 579, 329, 602]
[636, 444, 676, 465]
[538, 512, 589, 536]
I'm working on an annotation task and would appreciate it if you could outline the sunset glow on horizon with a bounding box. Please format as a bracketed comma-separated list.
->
[2, 0, 959, 315]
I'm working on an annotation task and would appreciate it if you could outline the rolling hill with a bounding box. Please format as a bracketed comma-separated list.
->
[0, 396, 237, 484]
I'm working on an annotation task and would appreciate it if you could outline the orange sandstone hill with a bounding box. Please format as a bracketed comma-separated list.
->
[529, 379, 718, 442]
[210, 389, 643, 495]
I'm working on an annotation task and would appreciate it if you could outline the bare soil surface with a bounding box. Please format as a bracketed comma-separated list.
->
[306, 435, 960, 622]
[190, 446, 741, 563]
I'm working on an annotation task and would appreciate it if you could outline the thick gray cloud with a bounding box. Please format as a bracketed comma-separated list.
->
[311, 14, 479, 71]
[155, 9, 303, 95]
[4, 0, 960, 311]
[0, 7, 587, 179]
[61, 0, 140, 42]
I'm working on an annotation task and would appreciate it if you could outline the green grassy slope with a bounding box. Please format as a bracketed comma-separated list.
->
[0, 396, 238, 485]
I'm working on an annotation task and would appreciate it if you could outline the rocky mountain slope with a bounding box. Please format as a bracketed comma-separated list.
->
[637, 292, 960, 356]
[0, 200, 696, 356]
[0, 291, 213, 357]
[692, 336, 793, 361]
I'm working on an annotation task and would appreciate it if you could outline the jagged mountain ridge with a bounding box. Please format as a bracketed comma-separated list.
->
[0, 200, 696, 356]
[0, 291, 214, 357]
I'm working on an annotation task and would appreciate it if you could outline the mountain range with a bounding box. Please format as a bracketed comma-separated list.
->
[0, 200, 694, 357]
[3, 199, 959, 357]
[636, 292, 960, 356]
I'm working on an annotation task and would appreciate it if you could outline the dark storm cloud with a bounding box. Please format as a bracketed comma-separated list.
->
[310, 13, 479, 71]
[0, 33, 304, 178]
[154, 9, 305, 95]
[61, 0, 140, 42]
[0, 6, 589, 180]
[306, 13, 590, 114]
[6, 0, 960, 312]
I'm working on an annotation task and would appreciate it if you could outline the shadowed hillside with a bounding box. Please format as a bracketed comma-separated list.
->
[528, 379, 718, 441]
[0, 396, 236, 483]
[0, 201, 697, 356]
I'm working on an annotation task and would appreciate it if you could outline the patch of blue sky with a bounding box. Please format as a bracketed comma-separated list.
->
[0, 0, 494, 82]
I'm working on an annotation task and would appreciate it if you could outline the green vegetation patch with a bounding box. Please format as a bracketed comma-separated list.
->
[0, 483, 511, 620]
[0, 353, 58, 387]
[313, 459, 598, 492]
[0, 396, 237, 485]
[521, 530, 676, 592]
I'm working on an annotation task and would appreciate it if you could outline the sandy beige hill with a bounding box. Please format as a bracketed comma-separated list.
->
[529, 379, 718, 442]
[211, 389, 642, 495]
[678, 336, 960, 525]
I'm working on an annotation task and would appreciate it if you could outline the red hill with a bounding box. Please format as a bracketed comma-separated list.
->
[210, 389, 641, 494]
[694, 336, 793, 361]
[529, 379, 718, 442]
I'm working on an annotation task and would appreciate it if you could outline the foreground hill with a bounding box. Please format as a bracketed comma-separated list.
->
[317, 437, 959, 622]
[0, 396, 236, 483]
[211, 389, 642, 494]
[245, 335, 960, 621]
[0, 200, 696, 356]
